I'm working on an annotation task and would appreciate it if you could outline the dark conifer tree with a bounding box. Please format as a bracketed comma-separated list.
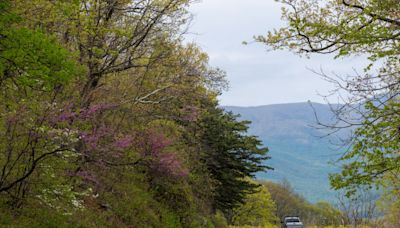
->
[200, 107, 272, 214]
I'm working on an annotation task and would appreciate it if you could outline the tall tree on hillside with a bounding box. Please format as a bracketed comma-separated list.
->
[257, 0, 400, 195]
[200, 107, 271, 219]
[13, 0, 191, 106]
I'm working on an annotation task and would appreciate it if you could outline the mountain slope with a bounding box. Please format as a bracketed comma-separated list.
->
[224, 102, 347, 203]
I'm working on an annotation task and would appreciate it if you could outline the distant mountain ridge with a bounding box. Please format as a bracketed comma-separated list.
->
[224, 102, 347, 203]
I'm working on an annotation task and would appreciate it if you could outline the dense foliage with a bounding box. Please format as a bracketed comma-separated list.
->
[200, 108, 271, 214]
[2, 0, 392, 226]
[231, 180, 278, 226]
[0, 0, 272, 226]
[262, 181, 342, 227]
[259, 0, 400, 225]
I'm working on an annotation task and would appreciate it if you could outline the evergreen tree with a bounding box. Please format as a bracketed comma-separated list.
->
[200, 107, 272, 214]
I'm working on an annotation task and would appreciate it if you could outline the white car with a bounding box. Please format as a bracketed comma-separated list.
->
[282, 216, 304, 228]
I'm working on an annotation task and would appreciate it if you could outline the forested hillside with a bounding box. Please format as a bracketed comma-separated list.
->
[1, 0, 399, 227]
[0, 1, 273, 226]
[225, 103, 345, 202]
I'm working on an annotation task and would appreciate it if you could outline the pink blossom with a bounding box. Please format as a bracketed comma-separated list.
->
[55, 111, 77, 123]
[80, 126, 115, 151]
[155, 152, 188, 177]
[143, 130, 188, 178]
[80, 104, 116, 119]
[146, 130, 173, 156]
[114, 136, 133, 149]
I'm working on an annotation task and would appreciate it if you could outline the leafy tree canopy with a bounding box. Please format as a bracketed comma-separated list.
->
[232, 181, 278, 226]
[0, 1, 81, 90]
[258, 0, 400, 195]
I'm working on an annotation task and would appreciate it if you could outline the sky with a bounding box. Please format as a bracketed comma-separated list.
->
[185, 0, 365, 106]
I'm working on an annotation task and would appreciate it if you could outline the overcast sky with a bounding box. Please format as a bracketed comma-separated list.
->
[185, 0, 365, 106]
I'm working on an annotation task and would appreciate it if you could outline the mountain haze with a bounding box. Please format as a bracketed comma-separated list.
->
[224, 102, 347, 203]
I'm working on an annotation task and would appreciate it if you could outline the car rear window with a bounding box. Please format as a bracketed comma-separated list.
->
[287, 219, 300, 222]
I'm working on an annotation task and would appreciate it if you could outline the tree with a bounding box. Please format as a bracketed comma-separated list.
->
[377, 171, 400, 227]
[200, 107, 272, 217]
[0, 0, 81, 202]
[0, 0, 276, 226]
[262, 181, 342, 226]
[262, 180, 305, 222]
[257, 0, 400, 195]
[13, 0, 192, 106]
[336, 188, 380, 227]
[313, 201, 342, 227]
[232, 182, 278, 226]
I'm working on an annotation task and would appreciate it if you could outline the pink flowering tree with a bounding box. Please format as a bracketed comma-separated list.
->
[141, 129, 188, 178]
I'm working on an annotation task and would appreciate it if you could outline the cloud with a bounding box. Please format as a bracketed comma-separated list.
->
[186, 0, 367, 106]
